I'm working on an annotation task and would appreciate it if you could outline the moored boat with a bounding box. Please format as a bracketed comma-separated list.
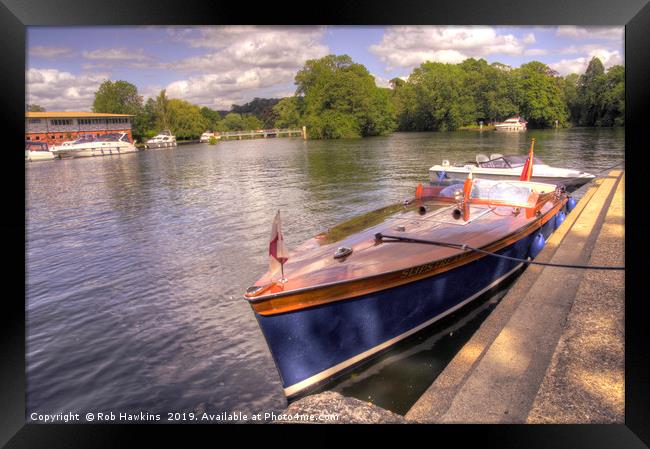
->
[25, 141, 55, 161]
[50, 133, 138, 158]
[244, 175, 572, 399]
[145, 130, 177, 149]
[494, 116, 527, 131]
[200, 131, 220, 143]
[429, 153, 595, 191]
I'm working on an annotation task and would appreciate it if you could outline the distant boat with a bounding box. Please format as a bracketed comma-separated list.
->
[50, 133, 138, 158]
[429, 154, 595, 191]
[145, 130, 177, 149]
[494, 117, 527, 131]
[25, 141, 55, 162]
[200, 131, 220, 143]
[244, 177, 572, 399]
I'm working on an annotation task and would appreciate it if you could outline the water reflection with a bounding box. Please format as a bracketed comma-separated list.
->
[26, 129, 624, 417]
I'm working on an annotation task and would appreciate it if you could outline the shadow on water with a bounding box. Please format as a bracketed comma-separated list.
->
[305, 270, 522, 415]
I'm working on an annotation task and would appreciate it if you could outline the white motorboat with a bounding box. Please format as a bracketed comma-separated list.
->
[429, 153, 595, 191]
[50, 133, 138, 158]
[494, 117, 527, 131]
[145, 130, 177, 149]
[25, 141, 55, 161]
[200, 131, 220, 143]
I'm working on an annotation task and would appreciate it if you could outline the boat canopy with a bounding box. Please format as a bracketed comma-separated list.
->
[71, 134, 97, 144]
[418, 178, 556, 209]
[25, 141, 49, 151]
[479, 154, 543, 169]
[97, 133, 129, 142]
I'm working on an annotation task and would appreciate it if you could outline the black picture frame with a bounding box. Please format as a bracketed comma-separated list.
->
[2, 0, 648, 446]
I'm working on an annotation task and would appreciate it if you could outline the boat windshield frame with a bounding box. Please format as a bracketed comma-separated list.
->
[479, 155, 543, 168]
[96, 133, 129, 142]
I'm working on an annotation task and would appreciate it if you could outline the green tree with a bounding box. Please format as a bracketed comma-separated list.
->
[232, 98, 280, 128]
[199, 106, 222, 131]
[513, 61, 568, 128]
[92, 80, 145, 140]
[295, 54, 395, 138]
[273, 97, 304, 128]
[398, 61, 473, 131]
[561, 73, 581, 125]
[602, 65, 625, 126]
[222, 113, 246, 131]
[166, 99, 209, 139]
[93, 80, 142, 115]
[575, 57, 624, 127]
[155, 89, 171, 130]
[243, 114, 264, 130]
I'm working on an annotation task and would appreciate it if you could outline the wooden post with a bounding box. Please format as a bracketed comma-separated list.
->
[302, 126, 307, 140]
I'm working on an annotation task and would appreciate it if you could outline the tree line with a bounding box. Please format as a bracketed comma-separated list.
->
[273, 55, 624, 136]
[27, 54, 624, 141]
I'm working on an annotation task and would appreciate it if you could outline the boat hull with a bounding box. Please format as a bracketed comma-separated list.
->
[145, 142, 177, 149]
[26, 150, 55, 161]
[253, 207, 564, 398]
[52, 144, 138, 158]
[429, 169, 594, 191]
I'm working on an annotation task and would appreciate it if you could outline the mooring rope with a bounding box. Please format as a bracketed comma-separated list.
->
[593, 161, 625, 175]
[376, 233, 625, 271]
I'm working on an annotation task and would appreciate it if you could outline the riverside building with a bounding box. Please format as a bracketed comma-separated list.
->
[25, 112, 134, 146]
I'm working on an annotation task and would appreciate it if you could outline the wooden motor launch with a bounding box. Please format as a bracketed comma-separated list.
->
[244, 144, 574, 399]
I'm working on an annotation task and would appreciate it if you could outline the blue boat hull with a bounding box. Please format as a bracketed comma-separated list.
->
[255, 208, 564, 398]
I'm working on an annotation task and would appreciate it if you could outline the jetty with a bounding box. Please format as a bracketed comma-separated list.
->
[406, 169, 624, 423]
[217, 127, 306, 140]
[287, 170, 624, 424]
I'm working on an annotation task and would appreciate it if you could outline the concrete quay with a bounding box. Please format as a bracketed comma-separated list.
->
[405, 170, 624, 423]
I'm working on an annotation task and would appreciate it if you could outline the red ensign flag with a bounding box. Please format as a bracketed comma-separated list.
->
[520, 138, 535, 181]
[269, 210, 289, 275]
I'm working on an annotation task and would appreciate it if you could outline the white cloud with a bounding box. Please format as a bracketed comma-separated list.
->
[26, 68, 107, 111]
[29, 46, 74, 59]
[549, 48, 623, 75]
[370, 26, 525, 70]
[159, 26, 330, 108]
[82, 47, 153, 62]
[556, 26, 623, 41]
[165, 26, 329, 73]
[523, 33, 536, 44]
[524, 48, 549, 56]
[165, 68, 297, 110]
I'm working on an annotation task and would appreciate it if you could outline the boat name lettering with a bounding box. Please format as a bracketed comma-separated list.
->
[400, 255, 463, 279]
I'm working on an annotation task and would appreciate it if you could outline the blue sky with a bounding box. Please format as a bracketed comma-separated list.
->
[26, 26, 624, 111]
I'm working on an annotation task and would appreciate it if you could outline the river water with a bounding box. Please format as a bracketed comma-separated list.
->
[26, 128, 624, 418]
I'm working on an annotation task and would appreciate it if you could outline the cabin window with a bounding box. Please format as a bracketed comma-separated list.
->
[29, 119, 41, 124]
[35, 136, 40, 140]
[26, 136, 31, 140]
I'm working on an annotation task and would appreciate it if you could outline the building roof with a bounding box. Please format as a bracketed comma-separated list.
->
[26, 112, 133, 118]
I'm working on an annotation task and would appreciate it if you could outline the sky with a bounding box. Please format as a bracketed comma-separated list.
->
[26, 25, 624, 111]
